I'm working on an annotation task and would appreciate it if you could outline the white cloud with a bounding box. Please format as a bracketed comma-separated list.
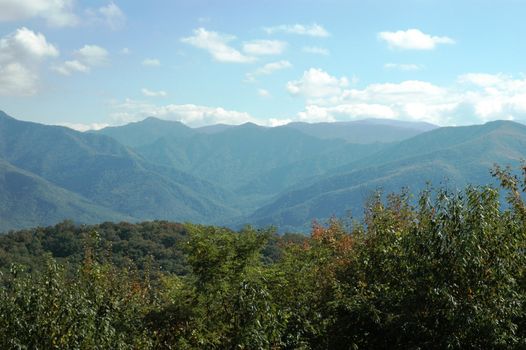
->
[242, 40, 287, 56]
[53, 60, 88, 75]
[0, 27, 59, 63]
[384, 63, 423, 71]
[268, 118, 291, 126]
[120, 47, 131, 55]
[458, 73, 508, 87]
[0, 62, 38, 96]
[322, 79, 454, 124]
[141, 88, 167, 97]
[344, 80, 447, 104]
[302, 46, 329, 55]
[0, 0, 78, 27]
[98, 2, 125, 29]
[288, 68, 526, 125]
[378, 29, 455, 50]
[0, 1, 126, 29]
[254, 60, 292, 75]
[286, 68, 349, 101]
[0, 27, 58, 96]
[107, 72, 526, 128]
[53, 44, 108, 75]
[110, 99, 264, 127]
[57, 122, 109, 132]
[142, 58, 160, 67]
[246, 60, 291, 81]
[264, 23, 330, 37]
[181, 28, 255, 63]
[456, 73, 526, 121]
[75, 45, 108, 66]
[85, 1, 126, 30]
[297, 104, 399, 123]
[258, 89, 270, 97]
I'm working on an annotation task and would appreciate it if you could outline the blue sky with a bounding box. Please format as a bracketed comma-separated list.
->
[0, 0, 525, 130]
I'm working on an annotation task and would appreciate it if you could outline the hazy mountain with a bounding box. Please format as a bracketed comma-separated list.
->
[334, 120, 523, 173]
[0, 111, 237, 227]
[93, 120, 393, 216]
[96, 117, 196, 148]
[0, 158, 131, 232]
[195, 123, 237, 134]
[98, 119, 390, 213]
[282, 119, 438, 143]
[193, 118, 436, 143]
[236, 142, 386, 196]
[353, 118, 437, 130]
[96, 118, 434, 197]
[1, 111, 524, 233]
[247, 120, 526, 231]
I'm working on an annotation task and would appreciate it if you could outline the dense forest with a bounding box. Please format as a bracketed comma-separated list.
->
[1, 165, 526, 349]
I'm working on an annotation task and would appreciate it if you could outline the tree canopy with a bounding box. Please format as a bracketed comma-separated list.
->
[1, 166, 525, 349]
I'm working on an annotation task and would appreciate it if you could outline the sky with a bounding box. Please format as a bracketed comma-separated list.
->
[0, 0, 526, 130]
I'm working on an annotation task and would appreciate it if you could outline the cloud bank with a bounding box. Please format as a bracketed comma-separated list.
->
[378, 29, 455, 50]
[288, 68, 526, 125]
[0, 27, 59, 95]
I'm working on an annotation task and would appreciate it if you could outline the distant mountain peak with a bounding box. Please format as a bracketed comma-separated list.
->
[195, 123, 235, 134]
[282, 118, 438, 143]
[96, 116, 195, 147]
[239, 122, 264, 128]
[483, 119, 521, 127]
[2, 111, 526, 232]
[216, 122, 268, 133]
[0, 110, 15, 120]
[138, 116, 186, 126]
[143, 116, 164, 122]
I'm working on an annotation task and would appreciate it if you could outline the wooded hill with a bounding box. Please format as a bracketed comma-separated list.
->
[1, 110, 526, 232]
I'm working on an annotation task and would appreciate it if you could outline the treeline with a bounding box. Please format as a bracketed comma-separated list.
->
[0, 220, 300, 276]
[1, 166, 526, 349]
[0, 220, 190, 275]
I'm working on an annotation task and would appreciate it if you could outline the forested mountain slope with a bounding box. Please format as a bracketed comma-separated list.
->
[0, 111, 238, 229]
[2, 110, 524, 232]
[248, 120, 526, 231]
[0, 159, 130, 231]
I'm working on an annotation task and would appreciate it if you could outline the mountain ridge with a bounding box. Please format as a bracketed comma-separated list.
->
[0, 158, 132, 231]
[246, 120, 526, 230]
[0, 112, 239, 228]
[1, 111, 525, 233]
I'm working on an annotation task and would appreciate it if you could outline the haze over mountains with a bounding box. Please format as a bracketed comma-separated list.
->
[1, 110, 525, 232]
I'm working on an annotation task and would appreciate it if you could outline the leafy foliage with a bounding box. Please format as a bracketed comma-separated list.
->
[0, 220, 190, 275]
[1, 165, 526, 348]
[0, 237, 156, 349]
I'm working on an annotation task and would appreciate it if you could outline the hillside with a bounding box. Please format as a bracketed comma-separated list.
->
[0, 159, 131, 231]
[248, 121, 526, 231]
[134, 122, 356, 192]
[96, 118, 437, 197]
[282, 118, 437, 143]
[2, 182, 525, 349]
[95, 117, 196, 148]
[2, 111, 525, 233]
[0, 111, 238, 228]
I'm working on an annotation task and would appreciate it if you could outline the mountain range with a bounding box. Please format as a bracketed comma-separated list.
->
[1, 109, 524, 232]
